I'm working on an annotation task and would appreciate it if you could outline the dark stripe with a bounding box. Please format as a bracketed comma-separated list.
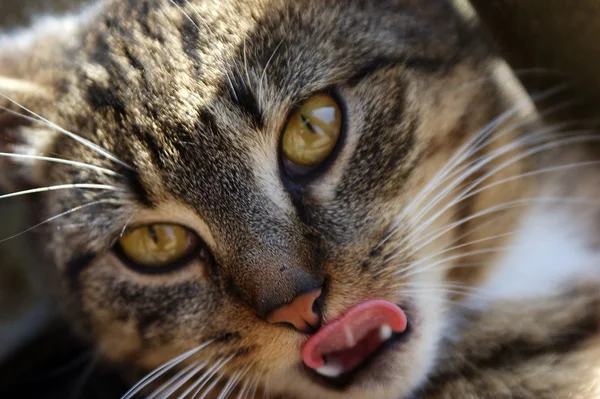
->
[347, 56, 447, 86]
[179, 13, 203, 70]
[230, 84, 264, 128]
[65, 252, 97, 291]
[86, 84, 127, 120]
[124, 169, 154, 208]
[421, 307, 599, 396]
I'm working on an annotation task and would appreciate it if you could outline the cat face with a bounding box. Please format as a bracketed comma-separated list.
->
[0, 0, 533, 398]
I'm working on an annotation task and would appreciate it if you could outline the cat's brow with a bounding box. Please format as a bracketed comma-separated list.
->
[125, 170, 154, 208]
[347, 56, 448, 86]
[230, 83, 264, 128]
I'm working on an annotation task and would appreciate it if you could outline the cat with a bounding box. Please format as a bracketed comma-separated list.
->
[2, 0, 600, 398]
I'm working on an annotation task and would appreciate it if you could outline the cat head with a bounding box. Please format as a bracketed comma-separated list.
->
[0, 0, 535, 397]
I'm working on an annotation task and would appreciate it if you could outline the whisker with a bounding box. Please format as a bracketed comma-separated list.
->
[384, 230, 515, 273]
[121, 339, 215, 399]
[394, 247, 511, 281]
[402, 123, 575, 245]
[375, 84, 569, 251]
[0, 198, 117, 245]
[381, 91, 577, 251]
[146, 361, 201, 399]
[217, 367, 248, 399]
[120, 214, 135, 238]
[399, 130, 600, 254]
[250, 373, 262, 399]
[258, 39, 284, 107]
[235, 368, 254, 399]
[187, 355, 236, 399]
[0, 152, 121, 177]
[377, 214, 507, 276]
[230, 364, 253, 399]
[69, 351, 100, 399]
[193, 371, 226, 399]
[0, 183, 122, 201]
[398, 287, 487, 298]
[160, 362, 208, 399]
[248, 369, 262, 399]
[399, 288, 489, 304]
[177, 356, 228, 399]
[261, 370, 271, 399]
[393, 195, 599, 278]
[242, 37, 252, 92]
[0, 98, 133, 170]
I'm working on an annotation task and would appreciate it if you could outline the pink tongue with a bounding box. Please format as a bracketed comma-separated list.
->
[302, 300, 407, 374]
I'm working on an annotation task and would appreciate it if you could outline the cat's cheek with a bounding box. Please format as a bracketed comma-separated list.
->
[59, 254, 212, 355]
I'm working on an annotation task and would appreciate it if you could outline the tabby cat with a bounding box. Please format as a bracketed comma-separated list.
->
[2, 0, 600, 398]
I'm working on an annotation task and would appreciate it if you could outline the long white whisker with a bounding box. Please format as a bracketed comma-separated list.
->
[379, 90, 575, 251]
[160, 362, 208, 399]
[395, 195, 597, 275]
[0, 152, 121, 176]
[403, 124, 572, 245]
[177, 356, 228, 399]
[378, 213, 510, 276]
[121, 340, 215, 399]
[236, 367, 254, 399]
[228, 364, 253, 399]
[248, 369, 262, 399]
[398, 288, 489, 301]
[194, 374, 226, 399]
[146, 361, 200, 399]
[386, 230, 515, 271]
[400, 131, 599, 253]
[0, 99, 133, 170]
[384, 159, 600, 270]
[395, 247, 510, 280]
[0, 198, 115, 245]
[404, 83, 568, 214]
[216, 368, 244, 399]
[0, 183, 122, 201]
[189, 354, 236, 399]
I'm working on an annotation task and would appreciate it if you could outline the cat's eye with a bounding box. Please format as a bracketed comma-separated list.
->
[282, 94, 342, 169]
[117, 224, 201, 270]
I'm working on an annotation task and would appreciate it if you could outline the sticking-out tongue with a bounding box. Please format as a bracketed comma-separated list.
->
[302, 300, 407, 378]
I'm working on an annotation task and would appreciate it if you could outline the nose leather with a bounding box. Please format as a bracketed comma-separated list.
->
[267, 288, 322, 332]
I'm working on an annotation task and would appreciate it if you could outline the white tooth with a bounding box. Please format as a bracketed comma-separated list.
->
[379, 324, 393, 341]
[316, 359, 344, 378]
[344, 325, 355, 347]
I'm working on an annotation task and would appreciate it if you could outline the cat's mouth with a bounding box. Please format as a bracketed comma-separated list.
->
[302, 300, 408, 382]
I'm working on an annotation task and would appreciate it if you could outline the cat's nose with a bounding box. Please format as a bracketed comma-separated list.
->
[266, 288, 322, 333]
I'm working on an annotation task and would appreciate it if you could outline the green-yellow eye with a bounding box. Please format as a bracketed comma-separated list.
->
[118, 224, 199, 268]
[282, 94, 342, 167]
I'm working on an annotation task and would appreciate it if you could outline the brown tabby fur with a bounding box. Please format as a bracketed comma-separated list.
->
[1, 0, 600, 398]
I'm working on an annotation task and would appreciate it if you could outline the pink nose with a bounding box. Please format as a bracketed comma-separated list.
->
[267, 288, 322, 332]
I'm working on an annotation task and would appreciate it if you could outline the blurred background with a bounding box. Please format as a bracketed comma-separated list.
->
[1, 0, 600, 396]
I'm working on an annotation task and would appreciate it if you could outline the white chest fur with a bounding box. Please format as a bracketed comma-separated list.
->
[468, 205, 600, 307]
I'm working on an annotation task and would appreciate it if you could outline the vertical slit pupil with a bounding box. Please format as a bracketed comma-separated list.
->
[148, 225, 159, 244]
[301, 113, 316, 133]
